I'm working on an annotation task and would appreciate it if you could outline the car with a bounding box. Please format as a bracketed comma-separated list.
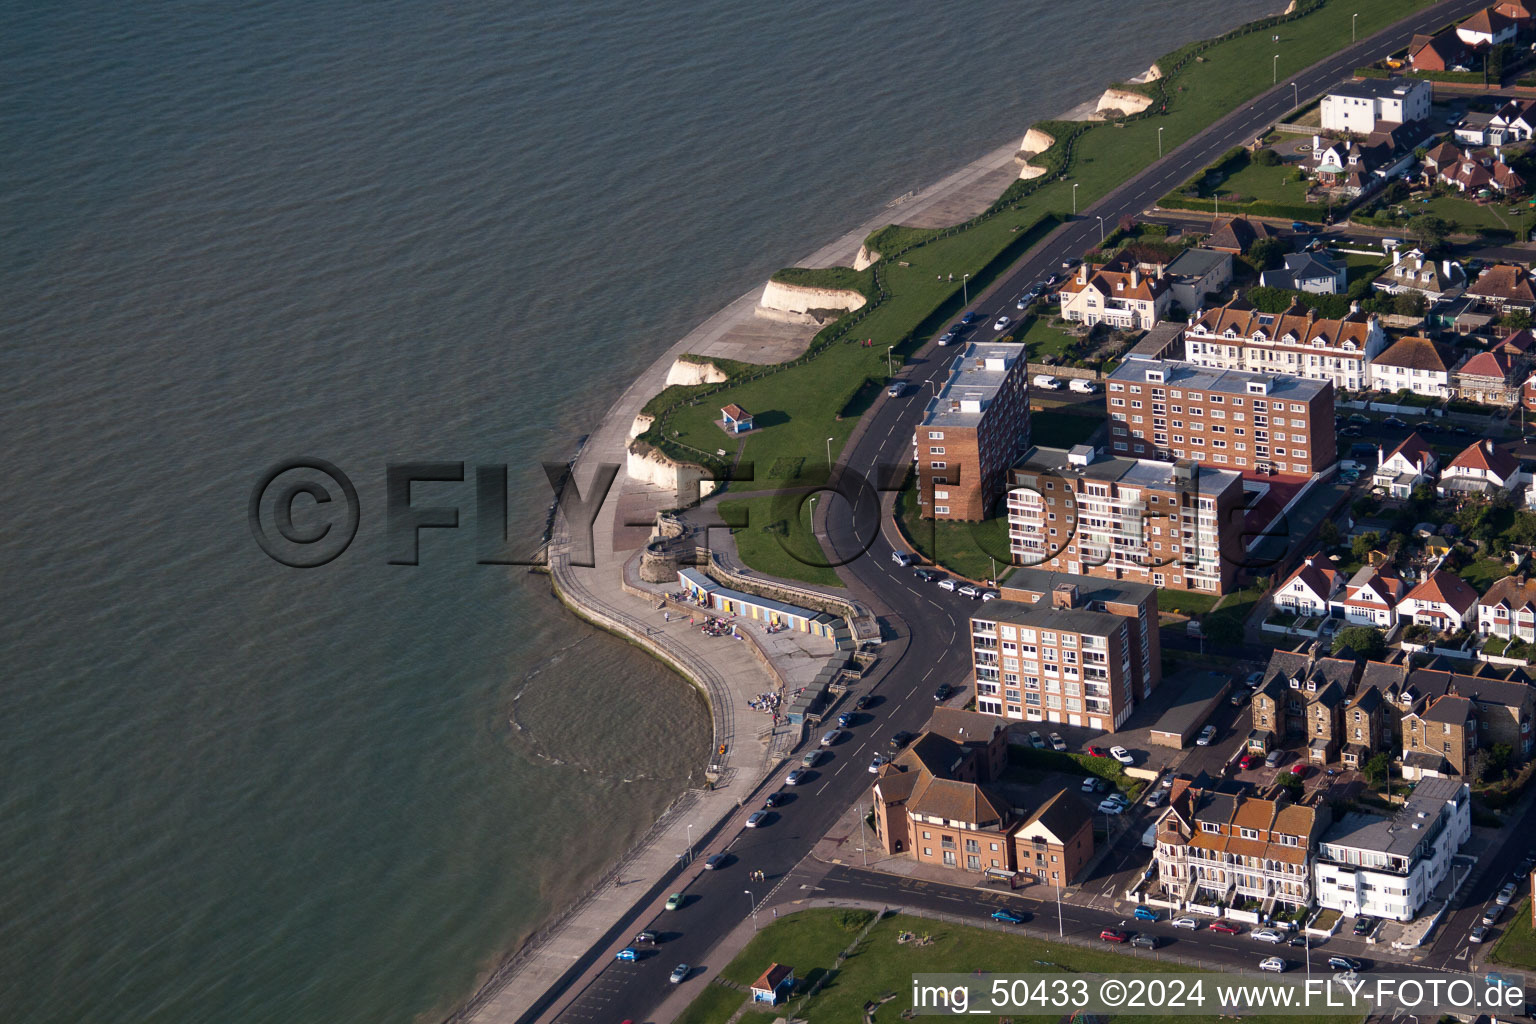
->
[938, 328, 960, 346]
[1521, 854, 1536, 873]
[1288, 935, 1311, 949]
[1230, 689, 1248, 707]
[745, 810, 768, 828]
[1134, 906, 1160, 922]
[820, 728, 844, 746]
[1253, 929, 1285, 944]
[886, 381, 907, 397]
[957, 584, 981, 599]
[1099, 928, 1130, 943]
[1061, 257, 1081, 270]
[1327, 956, 1362, 972]
[665, 893, 684, 910]
[992, 908, 1026, 924]
[1087, 745, 1107, 758]
[1470, 924, 1487, 944]
[615, 947, 639, 962]
[763, 791, 784, 808]
[1161, 775, 1174, 788]
[1049, 732, 1067, 751]
[960, 312, 980, 325]
[1352, 916, 1377, 937]
[1291, 221, 1308, 231]
[1259, 957, 1287, 973]
[1146, 788, 1167, 807]
[669, 964, 690, 984]
[1483, 904, 1502, 926]
[933, 684, 953, 702]
[1046, 273, 1060, 287]
[837, 712, 853, 729]
[1210, 921, 1243, 935]
[1340, 425, 1362, 437]
[1110, 746, 1135, 765]
[1098, 797, 1128, 815]
[1016, 292, 1038, 310]
[1240, 754, 1256, 770]
[853, 695, 871, 711]
[888, 731, 915, 751]
[1289, 763, 1307, 778]
[1081, 777, 1103, 794]
[633, 930, 658, 944]
[1172, 916, 1200, 931]
[937, 577, 957, 592]
[784, 768, 809, 786]
[801, 750, 823, 768]
[1383, 416, 1408, 429]
[1348, 414, 1370, 425]
[868, 753, 886, 773]
[1196, 725, 1217, 747]
[891, 550, 913, 567]
[1497, 882, 1518, 906]
[913, 568, 936, 582]
[1265, 750, 1282, 769]
[1131, 934, 1160, 949]
[1028, 730, 1045, 749]
[1245, 671, 1264, 688]
[980, 590, 999, 601]
[1487, 971, 1521, 990]
[704, 853, 729, 870]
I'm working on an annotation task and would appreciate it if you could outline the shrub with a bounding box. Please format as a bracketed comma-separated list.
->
[1254, 148, 1282, 167]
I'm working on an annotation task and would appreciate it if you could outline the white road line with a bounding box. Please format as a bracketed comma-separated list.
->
[816, 780, 832, 795]
[834, 762, 845, 775]
[870, 724, 883, 737]
[922, 666, 936, 681]
[907, 686, 918, 698]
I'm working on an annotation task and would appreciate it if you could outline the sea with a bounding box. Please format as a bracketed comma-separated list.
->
[1, 0, 1279, 1021]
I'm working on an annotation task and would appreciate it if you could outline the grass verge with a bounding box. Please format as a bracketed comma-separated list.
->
[1490, 898, 1536, 970]
[896, 478, 1012, 582]
[717, 496, 845, 588]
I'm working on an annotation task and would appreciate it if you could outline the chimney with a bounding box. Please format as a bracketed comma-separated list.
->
[1308, 307, 1317, 322]
[1156, 262, 1165, 280]
[1052, 583, 1081, 609]
[1313, 133, 1322, 155]
[1486, 439, 1495, 454]
[1078, 264, 1088, 286]
[1350, 300, 1361, 314]
[1393, 249, 1403, 267]
[1131, 267, 1142, 288]
[1442, 259, 1453, 279]
[1304, 555, 1314, 567]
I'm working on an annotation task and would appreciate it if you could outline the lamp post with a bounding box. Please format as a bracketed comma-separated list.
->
[962, 272, 971, 305]
[1056, 883, 1065, 937]
[887, 345, 894, 378]
[1096, 215, 1106, 243]
[744, 889, 759, 931]
[1273, 54, 1279, 85]
[1292, 82, 1299, 111]
[1157, 126, 1164, 159]
[686, 823, 694, 864]
[1072, 182, 1079, 216]
[1353, 12, 1358, 42]
[825, 436, 835, 470]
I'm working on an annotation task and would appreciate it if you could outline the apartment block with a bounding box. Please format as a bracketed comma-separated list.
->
[1105, 356, 1336, 476]
[1313, 778, 1471, 922]
[1320, 77, 1432, 135]
[915, 341, 1031, 521]
[1183, 297, 1387, 391]
[1006, 445, 1246, 594]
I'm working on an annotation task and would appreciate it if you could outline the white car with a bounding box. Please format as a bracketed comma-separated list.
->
[1259, 957, 1287, 973]
[1146, 788, 1167, 807]
[1081, 777, 1103, 794]
[980, 590, 999, 601]
[1032, 374, 1063, 390]
[1015, 291, 1038, 310]
[868, 753, 887, 774]
[1253, 929, 1285, 944]
[820, 728, 844, 746]
[937, 578, 957, 592]
[993, 315, 1012, 332]
[957, 584, 981, 599]
[1110, 746, 1134, 765]
[1171, 916, 1200, 931]
[1049, 732, 1066, 751]
[669, 963, 690, 984]
[746, 810, 767, 828]
[1097, 797, 1127, 815]
[1196, 725, 1217, 747]
[1027, 730, 1045, 749]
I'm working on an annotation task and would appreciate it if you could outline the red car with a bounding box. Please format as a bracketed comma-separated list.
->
[1239, 754, 1255, 770]
[1087, 746, 1107, 758]
[1289, 764, 1307, 777]
[1099, 928, 1130, 943]
[1210, 921, 1243, 935]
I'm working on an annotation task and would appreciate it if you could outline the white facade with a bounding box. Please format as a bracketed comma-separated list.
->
[1368, 360, 1452, 398]
[1320, 79, 1432, 134]
[1335, 568, 1403, 629]
[1183, 320, 1387, 391]
[1397, 593, 1475, 630]
[1479, 601, 1536, 641]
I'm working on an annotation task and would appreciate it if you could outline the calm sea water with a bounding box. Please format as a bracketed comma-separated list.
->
[1, 0, 1277, 1021]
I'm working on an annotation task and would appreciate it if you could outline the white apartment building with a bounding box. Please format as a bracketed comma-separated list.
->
[1184, 300, 1388, 392]
[1320, 78, 1432, 134]
[1313, 778, 1471, 922]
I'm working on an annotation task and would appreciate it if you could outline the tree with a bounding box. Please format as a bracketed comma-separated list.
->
[1254, 147, 1282, 167]
[1351, 531, 1381, 562]
[1411, 483, 1437, 506]
[1318, 519, 1342, 547]
[1393, 291, 1427, 316]
[1245, 237, 1288, 273]
[1333, 625, 1386, 659]
[1484, 742, 1514, 782]
[1205, 614, 1244, 647]
[1277, 771, 1304, 798]
[1502, 309, 1533, 331]
[1362, 751, 1392, 788]
[1416, 215, 1451, 251]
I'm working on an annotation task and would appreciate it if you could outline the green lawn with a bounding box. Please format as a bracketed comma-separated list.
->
[1160, 590, 1220, 617]
[673, 979, 753, 1024]
[682, 908, 1365, 1024]
[1207, 583, 1268, 639]
[1210, 158, 1309, 205]
[1458, 556, 1511, 592]
[1410, 194, 1536, 239]
[896, 480, 1012, 582]
[1491, 898, 1536, 970]
[717, 495, 845, 588]
[1019, 313, 1080, 362]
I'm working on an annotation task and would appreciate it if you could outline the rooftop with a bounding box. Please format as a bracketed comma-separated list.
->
[1165, 247, 1232, 278]
[974, 598, 1127, 638]
[1320, 777, 1465, 857]
[1011, 444, 1244, 495]
[1328, 77, 1429, 102]
[1000, 566, 1156, 607]
[1108, 355, 1331, 401]
[920, 341, 1024, 428]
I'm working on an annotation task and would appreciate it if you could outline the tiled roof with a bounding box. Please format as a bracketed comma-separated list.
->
[1278, 554, 1341, 602]
[1469, 264, 1536, 305]
[1447, 438, 1520, 479]
[1422, 693, 1475, 725]
[1479, 573, 1536, 612]
[1188, 298, 1375, 351]
[1458, 350, 1513, 380]
[1207, 216, 1276, 254]
[1383, 431, 1437, 471]
[1462, 7, 1514, 34]
[1373, 336, 1452, 373]
[1019, 789, 1092, 844]
[1059, 252, 1169, 302]
[908, 775, 1009, 826]
[1403, 570, 1479, 614]
[722, 403, 750, 420]
[1345, 564, 1404, 607]
[924, 707, 1006, 748]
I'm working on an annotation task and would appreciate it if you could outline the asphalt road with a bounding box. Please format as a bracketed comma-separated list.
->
[538, 3, 1505, 1020]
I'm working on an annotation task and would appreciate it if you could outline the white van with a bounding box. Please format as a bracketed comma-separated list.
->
[1068, 378, 1099, 394]
[1032, 374, 1063, 390]
[1142, 824, 1158, 848]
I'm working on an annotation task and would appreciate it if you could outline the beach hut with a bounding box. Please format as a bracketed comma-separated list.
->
[721, 403, 754, 433]
[749, 962, 794, 1004]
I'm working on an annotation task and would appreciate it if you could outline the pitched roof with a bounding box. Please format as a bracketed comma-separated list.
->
[1344, 564, 1405, 607]
[1462, 7, 1515, 34]
[1457, 350, 1514, 380]
[1479, 573, 1536, 611]
[1188, 298, 1375, 351]
[1413, 30, 1465, 66]
[1018, 789, 1092, 843]
[1382, 431, 1437, 470]
[1058, 252, 1169, 302]
[924, 707, 1006, 748]
[908, 774, 1011, 826]
[721, 403, 750, 420]
[1403, 570, 1479, 614]
[1422, 693, 1476, 725]
[1495, 328, 1535, 354]
[1206, 216, 1277, 254]
[1374, 335, 1452, 373]
[1278, 554, 1341, 602]
[1447, 438, 1520, 479]
[1469, 264, 1536, 305]
[752, 963, 793, 992]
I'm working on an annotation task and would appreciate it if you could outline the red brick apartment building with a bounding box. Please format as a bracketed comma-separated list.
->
[914, 341, 1031, 521]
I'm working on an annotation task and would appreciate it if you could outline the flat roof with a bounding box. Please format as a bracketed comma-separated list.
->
[920, 341, 1023, 428]
[1320, 777, 1464, 857]
[1127, 321, 1186, 359]
[677, 568, 835, 624]
[1107, 356, 1330, 401]
[1000, 566, 1155, 606]
[1012, 444, 1244, 495]
[1328, 77, 1427, 102]
[972, 598, 1125, 638]
[1150, 671, 1229, 737]
[1165, 248, 1231, 278]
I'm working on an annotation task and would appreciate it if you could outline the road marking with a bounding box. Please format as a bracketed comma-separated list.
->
[907, 686, 917, 698]
[922, 666, 936, 681]
[816, 780, 832, 794]
[834, 762, 845, 775]
[1455, 947, 1469, 961]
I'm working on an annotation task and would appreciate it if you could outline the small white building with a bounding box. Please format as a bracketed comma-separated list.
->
[1397, 569, 1479, 632]
[1439, 439, 1529, 499]
[1320, 78, 1433, 135]
[1476, 572, 1536, 642]
[1372, 433, 1439, 500]
[1335, 564, 1408, 629]
[1313, 778, 1471, 922]
[1456, 6, 1518, 49]
[1274, 553, 1343, 617]
[1368, 336, 1455, 400]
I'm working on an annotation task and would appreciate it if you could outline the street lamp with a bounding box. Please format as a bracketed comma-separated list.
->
[1072, 182, 1079, 216]
[962, 272, 970, 304]
[1157, 126, 1164, 159]
[1292, 82, 1299, 111]
[1353, 12, 1358, 42]
[826, 436, 835, 470]
[1273, 54, 1279, 85]
[887, 345, 894, 378]
[686, 823, 694, 864]
[744, 889, 759, 931]
[1056, 883, 1065, 937]
[1095, 215, 1106, 243]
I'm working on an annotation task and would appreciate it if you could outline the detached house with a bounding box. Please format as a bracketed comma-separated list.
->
[1478, 572, 1536, 642]
[1261, 252, 1348, 295]
[1453, 351, 1520, 407]
[1338, 563, 1408, 630]
[1274, 553, 1344, 616]
[1368, 335, 1455, 400]
[1410, 30, 1467, 71]
[1376, 249, 1466, 302]
[1490, 98, 1536, 142]
[1206, 216, 1279, 256]
[1372, 432, 1439, 498]
[1398, 569, 1479, 632]
[1440, 438, 1529, 498]
[1457, 6, 1518, 48]
[1468, 263, 1536, 314]
[1183, 297, 1387, 391]
[1058, 252, 1172, 331]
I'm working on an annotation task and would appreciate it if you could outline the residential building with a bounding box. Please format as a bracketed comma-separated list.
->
[1441, 439, 1529, 498]
[1250, 645, 1362, 764]
[1320, 78, 1432, 134]
[970, 594, 1147, 731]
[1011, 789, 1096, 887]
[1360, 659, 1536, 766]
[1477, 572, 1536, 641]
[1398, 569, 1479, 632]
[1128, 321, 1187, 360]
[1436, 150, 1526, 194]
[1057, 251, 1172, 330]
[1313, 778, 1471, 922]
[1372, 432, 1439, 498]
[1457, 6, 1518, 48]
[1153, 782, 1327, 913]
[1455, 351, 1520, 406]
[1105, 355, 1336, 475]
[1494, 0, 1535, 29]
[1261, 252, 1348, 295]
[1403, 694, 1478, 779]
[999, 567, 1161, 704]
[914, 341, 1032, 521]
[1468, 263, 1536, 314]
[1341, 685, 1389, 770]
[1367, 335, 1455, 399]
[1184, 297, 1387, 391]
[1375, 248, 1466, 302]
[1163, 248, 1233, 312]
[1273, 553, 1344, 617]
[1490, 98, 1536, 142]
[1409, 30, 1467, 72]
[1338, 563, 1408, 630]
[1206, 216, 1278, 256]
[1006, 445, 1245, 594]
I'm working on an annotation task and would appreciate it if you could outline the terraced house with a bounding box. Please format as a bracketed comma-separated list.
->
[1358, 660, 1536, 777]
[1153, 782, 1328, 915]
[1249, 646, 1363, 764]
[1183, 297, 1387, 391]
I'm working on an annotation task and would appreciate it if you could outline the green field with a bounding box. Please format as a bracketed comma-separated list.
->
[716, 495, 846, 588]
[1416, 194, 1536, 238]
[1019, 313, 1081, 362]
[676, 908, 1366, 1024]
[1458, 556, 1512, 592]
[1207, 158, 1309, 205]
[1491, 898, 1536, 969]
[896, 480, 1012, 582]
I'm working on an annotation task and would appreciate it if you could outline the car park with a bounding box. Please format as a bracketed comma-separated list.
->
[615, 947, 639, 962]
[1196, 725, 1217, 746]
[957, 584, 981, 598]
[886, 381, 907, 397]
[1028, 731, 1045, 748]
[665, 893, 684, 910]
[801, 750, 823, 767]
[763, 792, 784, 808]
[669, 964, 690, 984]
[704, 853, 729, 870]
[1049, 732, 1066, 751]
[1210, 921, 1243, 935]
[1327, 956, 1362, 972]
[1131, 934, 1160, 949]
[891, 551, 913, 567]
[1353, 916, 1377, 937]
[1259, 957, 1287, 973]
[1253, 929, 1284, 944]
[1172, 916, 1200, 930]
[1497, 881, 1517, 906]
[1110, 746, 1135, 765]
[992, 908, 1026, 924]
[1099, 928, 1130, 943]
[745, 810, 767, 828]
[933, 684, 953, 702]
[937, 577, 957, 591]
[785, 768, 809, 785]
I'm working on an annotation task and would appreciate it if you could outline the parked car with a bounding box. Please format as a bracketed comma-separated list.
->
[745, 810, 768, 828]
[1099, 928, 1130, 943]
[1328, 956, 1362, 972]
[886, 381, 907, 397]
[937, 577, 957, 591]
[1171, 916, 1200, 931]
[1253, 929, 1285, 944]
[1049, 732, 1067, 751]
[1069, 378, 1100, 394]
[1026, 730, 1047, 748]
[1161, 775, 1174, 788]
[665, 893, 684, 910]
[784, 768, 809, 786]
[993, 315, 1012, 332]
[1134, 906, 1160, 922]
[1245, 671, 1264, 688]
[1347, 413, 1370, 425]
[1210, 921, 1243, 935]
[1239, 754, 1256, 770]
[837, 712, 853, 729]
[891, 550, 913, 567]
[981, 590, 999, 601]
[1383, 416, 1408, 429]
[957, 584, 981, 599]
[1497, 881, 1518, 906]
[1353, 916, 1378, 937]
[1265, 749, 1283, 769]
[1087, 745, 1107, 757]
[992, 908, 1026, 924]
[1081, 777, 1104, 793]
[938, 328, 961, 346]
[1483, 904, 1502, 926]
[763, 792, 784, 808]
[1470, 925, 1487, 944]
[1131, 934, 1160, 949]
[801, 750, 823, 767]
[615, 947, 639, 962]
[868, 753, 886, 774]
[1196, 725, 1217, 746]
[1016, 291, 1038, 310]
[669, 964, 691, 984]
[889, 730, 915, 750]
[1146, 788, 1167, 807]
[1288, 935, 1310, 948]
[704, 853, 729, 870]
[1259, 957, 1287, 973]
[820, 728, 844, 746]
[1098, 796, 1128, 815]
[933, 684, 953, 702]
[1230, 689, 1248, 707]
[1110, 746, 1135, 765]
[1032, 374, 1064, 390]
[913, 568, 936, 582]
[1289, 763, 1307, 778]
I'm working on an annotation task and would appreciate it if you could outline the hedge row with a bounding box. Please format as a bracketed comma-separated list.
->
[1157, 193, 1324, 224]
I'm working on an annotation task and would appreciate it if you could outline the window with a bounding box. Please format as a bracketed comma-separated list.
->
[928, 431, 944, 440]
[929, 447, 945, 454]
[930, 461, 946, 469]
[934, 506, 949, 515]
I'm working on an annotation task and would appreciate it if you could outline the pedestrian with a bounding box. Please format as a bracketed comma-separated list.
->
[664, 611, 670, 622]
[772, 908, 777, 919]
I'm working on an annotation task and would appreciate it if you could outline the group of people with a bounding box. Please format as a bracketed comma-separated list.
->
[746, 691, 782, 714]
[748, 869, 766, 882]
[699, 616, 737, 637]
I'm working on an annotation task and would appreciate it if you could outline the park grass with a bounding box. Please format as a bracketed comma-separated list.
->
[672, 979, 750, 1024]
[717, 496, 845, 588]
[685, 908, 1365, 1024]
[1491, 898, 1536, 970]
[1416, 194, 1536, 239]
[1458, 556, 1512, 592]
[896, 480, 1012, 582]
[1210, 159, 1309, 205]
